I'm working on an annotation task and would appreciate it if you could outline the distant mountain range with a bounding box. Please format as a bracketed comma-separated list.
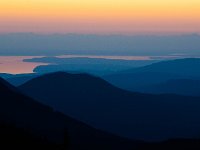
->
[19, 72, 200, 141]
[124, 58, 200, 76]
[103, 58, 200, 94]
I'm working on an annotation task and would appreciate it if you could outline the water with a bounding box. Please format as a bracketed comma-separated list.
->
[0, 55, 186, 74]
[0, 56, 47, 74]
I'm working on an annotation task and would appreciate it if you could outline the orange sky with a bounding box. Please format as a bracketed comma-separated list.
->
[0, 0, 200, 34]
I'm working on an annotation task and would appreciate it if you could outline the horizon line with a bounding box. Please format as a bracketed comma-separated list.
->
[0, 32, 200, 37]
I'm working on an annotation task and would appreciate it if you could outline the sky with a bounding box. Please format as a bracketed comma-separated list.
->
[0, 0, 200, 34]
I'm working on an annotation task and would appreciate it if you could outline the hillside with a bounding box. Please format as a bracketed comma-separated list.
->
[19, 72, 200, 141]
[140, 79, 200, 96]
[0, 77, 136, 150]
[103, 58, 200, 92]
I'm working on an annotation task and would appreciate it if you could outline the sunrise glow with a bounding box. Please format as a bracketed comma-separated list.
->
[0, 0, 200, 34]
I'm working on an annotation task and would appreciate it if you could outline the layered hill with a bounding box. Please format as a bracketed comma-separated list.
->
[0, 77, 136, 150]
[103, 58, 200, 92]
[140, 79, 200, 96]
[19, 72, 200, 141]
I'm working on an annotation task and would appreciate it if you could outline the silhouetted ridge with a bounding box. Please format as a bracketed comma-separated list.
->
[0, 73, 14, 79]
[0, 77, 64, 143]
[0, 77, 15, 89]
[124, 58, 200, 76]
[27, 71, 118, 89]
[19, 72, 200, 141]
[21, 71, 126, 97]
[103, 58, 200, 92]
[0, 77, 137, 150]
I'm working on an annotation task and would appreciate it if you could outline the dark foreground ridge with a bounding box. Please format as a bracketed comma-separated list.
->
[19, 72, 200, 141]
[1, 75, 200, 149]
[0, 77, 136, 150]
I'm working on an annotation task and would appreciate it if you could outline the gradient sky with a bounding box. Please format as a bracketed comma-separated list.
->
[0, 0, 200, 34]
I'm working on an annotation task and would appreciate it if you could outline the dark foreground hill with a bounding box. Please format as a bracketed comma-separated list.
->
[0, 122, 67, 150]
[0, 77, 137, 150]
[2, 76, 200, 149]
[19, 72, 200, 141]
